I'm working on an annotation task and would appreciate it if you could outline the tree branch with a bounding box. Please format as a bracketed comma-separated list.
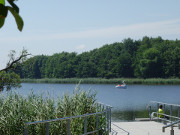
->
[0, 53, 31, 72]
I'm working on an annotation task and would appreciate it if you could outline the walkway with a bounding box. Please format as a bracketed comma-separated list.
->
[111, 121, 180, 135]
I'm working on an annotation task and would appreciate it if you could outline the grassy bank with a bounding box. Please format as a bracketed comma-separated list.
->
[0, 87, 106, 134]
[21, 78, 180, 85]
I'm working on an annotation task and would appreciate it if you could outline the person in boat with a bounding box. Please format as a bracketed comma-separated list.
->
[158, 105, 169, 120]
[117, 81, 126, 87]
[122, 80, 125, 85]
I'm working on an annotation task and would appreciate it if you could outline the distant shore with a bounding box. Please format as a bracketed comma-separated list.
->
[21, 78, 180, 85]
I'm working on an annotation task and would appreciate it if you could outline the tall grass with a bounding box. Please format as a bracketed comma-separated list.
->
[0, 86, 106, 135]
[22, 78, 180, 85]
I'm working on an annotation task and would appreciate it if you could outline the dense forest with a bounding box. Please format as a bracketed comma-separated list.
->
[14, 36, 180, 79]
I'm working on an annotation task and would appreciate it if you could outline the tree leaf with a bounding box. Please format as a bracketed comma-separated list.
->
[0, 4, 8, 17]
[7, 0, 19, 13]
[7, 6, 24, 31]
[0, 18, 5, 28]
[0, 4, 8, 28]
[0, 0, 5, 5]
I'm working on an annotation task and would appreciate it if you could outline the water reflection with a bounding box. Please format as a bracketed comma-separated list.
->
[111, 109, 149, 122]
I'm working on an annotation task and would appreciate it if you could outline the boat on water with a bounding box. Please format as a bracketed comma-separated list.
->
[116, 81, 127, 89]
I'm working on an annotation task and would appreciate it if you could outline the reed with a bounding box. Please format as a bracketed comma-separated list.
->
[0, 86, 106, 135]
[22, 78, 180, 85]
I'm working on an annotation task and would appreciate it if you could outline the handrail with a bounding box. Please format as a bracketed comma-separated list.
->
[26, 110, 106, 125]
[162, 119, 180, 133]
[148, 101, 180, 122]
[148, 101, 180, 135]
[111, 123, 130, 135]
[24, 102, 112, 135]
[97, 102, 113, 108]
[110, 128, 118, 135]
[151, 112, 180, 121]
[148, 101, 180, 107]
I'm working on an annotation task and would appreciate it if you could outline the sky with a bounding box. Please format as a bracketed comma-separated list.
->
[0, 0, 180, 69]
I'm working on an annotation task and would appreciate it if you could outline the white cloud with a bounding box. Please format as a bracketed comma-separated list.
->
[76, 44, 85, 50]
[1, 19, 180, 43]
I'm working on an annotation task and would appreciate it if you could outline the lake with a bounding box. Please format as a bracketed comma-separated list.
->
[2, 83, 180, 121]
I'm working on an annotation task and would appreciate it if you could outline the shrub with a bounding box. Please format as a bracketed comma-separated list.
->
[0, 86, 106, 134]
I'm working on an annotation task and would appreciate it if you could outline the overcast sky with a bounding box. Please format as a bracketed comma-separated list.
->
[0, 0, 180, 69]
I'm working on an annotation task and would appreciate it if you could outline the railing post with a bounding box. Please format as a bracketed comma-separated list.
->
[104, 111, 107, 133]
[67, 119, 70, 135]
[106, 106, 109, 135]
[170, 126, 174, 135]
[96, 103, 99, 112]
[178, 107, 180, 129]
[109, 107, 111, 132]
[96, 114, 99, 135]
[162, 104, 166, 124]
[163, 104, 166, 116]
[46, 123, 49, 135]
[170, 105, 173, 123]
[157, 103, 159, 121]
[149, 105, 152, 121]
[24, 124, 28, 135]
[84, 116, 87, 135]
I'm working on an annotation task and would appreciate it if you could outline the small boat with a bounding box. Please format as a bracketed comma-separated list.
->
[115, 84, 127, 89]
[116, 80, 127, 89]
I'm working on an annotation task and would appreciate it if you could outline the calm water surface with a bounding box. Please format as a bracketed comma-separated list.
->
[2, 83, 180, 121]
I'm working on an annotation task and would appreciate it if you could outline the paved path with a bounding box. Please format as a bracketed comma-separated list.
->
[111, 121, 180, 135]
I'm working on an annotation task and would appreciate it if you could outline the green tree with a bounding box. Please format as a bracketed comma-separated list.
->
[0, 0, 23, 31]
[76, 52, 97, 78]
[18, 55, 48, 78]
[0, 49, 30, 91]
[45, 52, 77, 78]
[0, 71, 21, 91]
[13, 37, 180, 79]
[138, 48, 161, 78]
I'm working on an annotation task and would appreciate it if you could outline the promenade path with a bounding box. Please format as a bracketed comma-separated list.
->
[111, 121, 180, 135]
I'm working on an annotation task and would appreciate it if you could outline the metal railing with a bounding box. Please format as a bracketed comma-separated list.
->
[162, 119, 180, 135]
[24, 102, 112, 135]
[148, 101, 180, 122]
[148, 101, 180, 135]
[111, 123, 130, 135]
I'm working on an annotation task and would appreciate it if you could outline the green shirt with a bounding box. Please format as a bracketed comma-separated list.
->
[158, 108, 163, 118]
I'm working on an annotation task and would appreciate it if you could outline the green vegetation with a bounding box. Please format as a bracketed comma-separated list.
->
[14, 37, 180, 79]
[0, 0, 23, 31]
[21, 78, 180, 85]
[0, 87, 106, 134]
[0, 71, 21, 91]
[0, 49, 30, 91]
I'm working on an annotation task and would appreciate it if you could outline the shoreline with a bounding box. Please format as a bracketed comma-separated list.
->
[21, 78, 180, 85]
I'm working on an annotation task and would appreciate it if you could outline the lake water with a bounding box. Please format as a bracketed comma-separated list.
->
[2, 83, 180, 121]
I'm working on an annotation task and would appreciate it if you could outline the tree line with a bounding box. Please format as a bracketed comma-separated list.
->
[14, 36, 180, 79]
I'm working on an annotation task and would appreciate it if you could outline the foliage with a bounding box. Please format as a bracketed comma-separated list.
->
[21, 78, 180, 85]
[0, 87, 106, 134]
[0, 71, 21, 91]
[0, 49, 30, 91]
[0, 0, 23, 31]
[14, 36, 180, 79]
